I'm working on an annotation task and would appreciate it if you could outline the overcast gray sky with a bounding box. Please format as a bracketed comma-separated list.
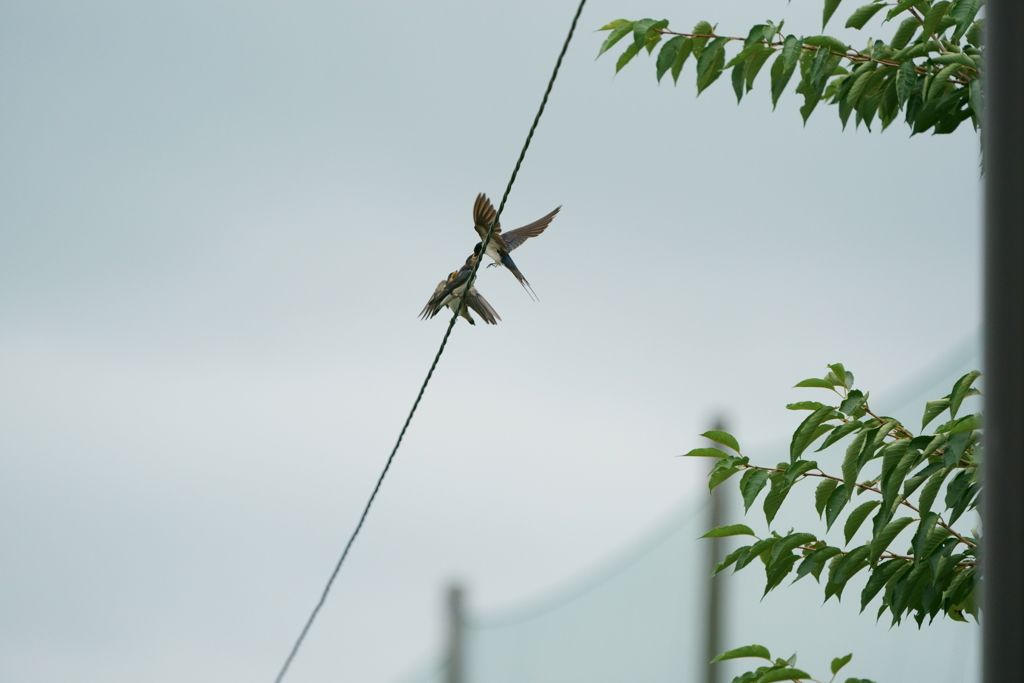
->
[0, 2, 982, 682]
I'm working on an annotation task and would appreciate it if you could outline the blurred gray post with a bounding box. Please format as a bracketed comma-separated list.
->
[445, 584, 465, 683]
[983, 1, 1024, 682]
[703, 420, 728, 683]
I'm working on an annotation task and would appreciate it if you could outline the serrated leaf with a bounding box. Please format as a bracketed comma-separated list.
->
[844, 500, 882, 545]
[795, 545, 842, 581]
[818, 420, 864, 452]
[732, 61, 746, 102]
[951, 0, 981, 42]
[887, 0, 927, 22]
[791, 406, 839, 462]
[615, 42, 641, 73]
[631, 18, 658, 49]
[598, 22, 634, 58]
[828, 545, 870, 599]
[949, 370, 981, 419]
[741, 468, 771, 512]
[696, 37, 729, 94]
[846, 2, 886, 29]
[891, 16, 920, 50]
[815, 478, 839, 517]
[921, 1, 951, 40]
[966, 18, 983, 47]
[711, 644, 772, 663]
[709, 455, 748, 490]
[770, 532, 818, 565]
[831, 654, 853, 674]
[912, 511, 940, 561]
[945, 413, 981, 435]
[794, 378, 836, 389]
[826, 483, 849, 531]
[769, 45, 796, 110]
[839, 389, 868, 415]
[781, 34, 801, 72]
[737, 536, 779, 570]
[897, 59, 916, 108]
[597, 19, 631, 31]
[785, 459, 818, 487]
[671, 37, 694, 84]
[682, 447, 727, 458]
[763, 474, 792, 526]
[917, 466, 952, 513]
[691, 20, 714, 57]
[787, 401, 828, 411]
[824, 0, 844, 29]
[860, 557, 909, 609]
[702, 429, 740, 453]
[869, 516, 915, 562]
[745, 46, 775, 92]
[726, 41, 768, 69]
[702, 524, 758, 538]
[763, 554, 800, 594]
[713, 545, 751, 576]
[656, 36, 685, 82]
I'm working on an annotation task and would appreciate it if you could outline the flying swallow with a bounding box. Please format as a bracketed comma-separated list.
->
[419, 253, 501, 325]
[472, 193, 560, 300]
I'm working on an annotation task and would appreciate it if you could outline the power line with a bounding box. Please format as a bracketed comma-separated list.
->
[271, 3, 587, 681]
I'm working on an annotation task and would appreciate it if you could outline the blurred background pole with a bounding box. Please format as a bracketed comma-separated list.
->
[983, 1, 1024, 682]
[703, 419, 728, 683]
[445, 584, 465, 683]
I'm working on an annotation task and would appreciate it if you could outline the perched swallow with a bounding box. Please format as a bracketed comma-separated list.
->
[419, 253, 501, 325]
[472, 193, 560, 300]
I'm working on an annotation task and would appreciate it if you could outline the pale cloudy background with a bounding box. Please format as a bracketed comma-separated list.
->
[0, 2, 981, 682]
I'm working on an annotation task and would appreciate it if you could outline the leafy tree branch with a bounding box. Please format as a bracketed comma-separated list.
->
[597, 0, 984, 136]
[684, 364, 982, 626]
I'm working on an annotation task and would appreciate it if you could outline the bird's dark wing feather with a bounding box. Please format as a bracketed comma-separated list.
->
[420, 280, 449, 319]
[472, 193, 502, 242]
[465, 288, 501, 325]
[501, 205, 561, 252]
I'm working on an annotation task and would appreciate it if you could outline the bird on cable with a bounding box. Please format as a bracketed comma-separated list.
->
[419, 251, 501, 326]
[472, 193, 560, 301]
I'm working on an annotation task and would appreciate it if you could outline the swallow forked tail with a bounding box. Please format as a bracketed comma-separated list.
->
[501, 253, 538, 301]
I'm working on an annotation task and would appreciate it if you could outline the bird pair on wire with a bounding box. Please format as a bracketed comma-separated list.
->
[419, 193, 560, 325]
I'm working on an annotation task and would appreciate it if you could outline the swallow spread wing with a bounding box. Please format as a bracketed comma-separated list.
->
[472, 193, 560, 301]
[419, 254, 501, 325]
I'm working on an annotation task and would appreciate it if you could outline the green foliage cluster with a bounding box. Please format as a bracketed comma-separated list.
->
[713, 644, 871, 683]
[684, 365, 982, 627]
[597, 0, 984, 135]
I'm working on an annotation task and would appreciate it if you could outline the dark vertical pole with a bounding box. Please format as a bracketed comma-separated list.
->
[703, 420, 727, 683]
[445, 584, 465, 683]
[983, 1, 1024, 682]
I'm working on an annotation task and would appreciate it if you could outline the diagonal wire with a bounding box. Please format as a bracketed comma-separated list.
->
[272, 2, 586, 681]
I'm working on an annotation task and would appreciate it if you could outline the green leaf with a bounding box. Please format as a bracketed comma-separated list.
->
[785, 459, 818, 487]
[844, 500, 882, 545]
[656, 36, 685, 82]
[787, 401, 828, 411]
[917, 466, 952, 513]
[890, 16, 920, 49]
[702, 430, 740, 453]
[887, 0, 927, 22]
[763, 473, 792, 526]
[944, 413, 981, 435]
[839, 389, 868, 416]
[671, 38, 695, 84]
[745, 47, 775, 92]
[869, 516, 914, 562]
[795, 545, 842, 581]
[791, 406, 839, 462]
[713, 545, 751, 576]
[756, 669, 812, 683]
[631, 18, 658, 49]
[815, 478, 839, 517]
[598, 22, 634, 58]
[896, 59, 916, 108]
[912, 511, 940, 561]
[922, 397, 951, 431]
[948, 370, 981, 419]
[691, 20, 714, 57]
[764, 553, 800, 594]
[828, 545, 870, 598]
[817, 420, 864, 452]
[709, 455, 749, 490]
[741, 468, 771, 512]
[933, 61, 966, 87]
[769, 41, 797, 109]
[860, 557, 909, 609]
[781, 34, 801, 72]
[832, 654, 853, 675]
[696, 37, 729, 95]
[737, 536, 779, 570]
[968, 76, 984, 122]
[824, 0, 844, 29]
[702, 524, 758, 538]
[921, 1, 952, 39]
[726, 41, 768, 69]
[615, 42, 641, 73]
[597, 19, 631, 31]
[682, 447, 727, 458]
[732, 62, 747, 103]
[771, 532, 818, 565]
[825, 363, 847, 387]
[950, 0, 980, 41]
[825, 483, 849, 531]
[794, 377, 835, 389]
[802, 35, 851, 53]
[711, 644, 771, 663]
[966, 18, 983, 47]
[846, 2, 886, 29]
